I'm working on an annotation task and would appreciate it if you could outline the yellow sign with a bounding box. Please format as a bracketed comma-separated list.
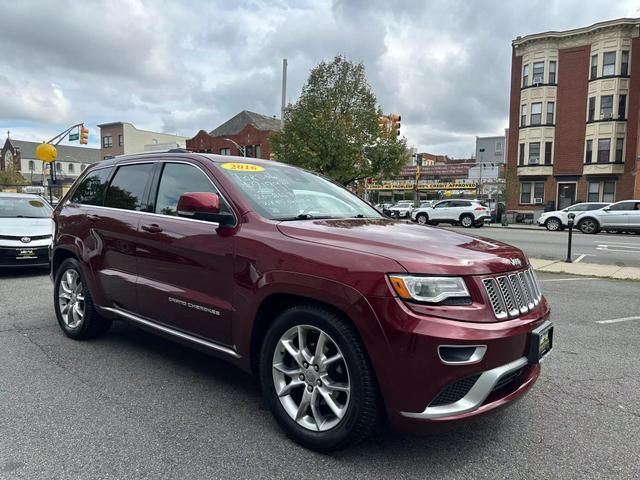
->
[221, 162, 264, 172]
[367, 181, 478, 191]
[35, 143, 57, 163]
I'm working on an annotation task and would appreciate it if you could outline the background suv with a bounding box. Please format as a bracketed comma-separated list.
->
[537, 202, 610, 231]
[411, 199, 490, 228]
[387, 201, 414, 218]
[51, 153, 551, 451]
[575, 200, 640, 234]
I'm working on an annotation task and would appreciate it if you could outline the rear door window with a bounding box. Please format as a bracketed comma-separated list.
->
[70, 167, 112, 205]
[104, 164, 154, 211]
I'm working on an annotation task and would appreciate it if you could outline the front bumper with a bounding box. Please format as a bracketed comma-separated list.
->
[0, 245, 50, 267]
[366, 294, 551, 431]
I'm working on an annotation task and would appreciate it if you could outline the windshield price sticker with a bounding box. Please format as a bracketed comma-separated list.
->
[222, 162, 264, 172]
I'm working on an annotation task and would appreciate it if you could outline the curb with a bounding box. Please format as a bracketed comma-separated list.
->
[529, 258, 640, 281]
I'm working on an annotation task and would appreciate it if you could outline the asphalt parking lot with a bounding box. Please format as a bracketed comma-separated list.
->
[1, 269, 639, 479]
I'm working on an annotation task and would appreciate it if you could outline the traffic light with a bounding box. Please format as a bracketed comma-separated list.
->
[79, 125, 89, 144]
[390, 114, 401, 136]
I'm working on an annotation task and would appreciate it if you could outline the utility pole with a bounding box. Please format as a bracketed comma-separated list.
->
[281, 58, 288, 124]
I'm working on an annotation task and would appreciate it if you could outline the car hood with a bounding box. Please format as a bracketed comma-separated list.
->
[277, 218, 528, 275]
[0, 217, 52, 237]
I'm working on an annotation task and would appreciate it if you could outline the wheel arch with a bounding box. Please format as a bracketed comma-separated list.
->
[578, 216, 600, 230]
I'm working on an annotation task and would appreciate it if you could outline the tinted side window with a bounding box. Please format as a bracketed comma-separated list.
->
[608, 202, 634, 211]
[434, 202, 450, 209]
[154, 163, 227, 216]
[104, 164, 153, 211]
[71, 168, 112, 205]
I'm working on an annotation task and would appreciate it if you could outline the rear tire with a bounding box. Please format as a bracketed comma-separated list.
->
[53, 258, 112, 339]
[460, 214, 474, 228]
[259, 305, 380, 452]
[473, 221, 483, 228]
[544, 217, 562, 231]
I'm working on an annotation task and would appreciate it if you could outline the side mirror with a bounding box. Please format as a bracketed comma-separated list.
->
[177, 192, 234, 226]
[603, 207, 610, 212]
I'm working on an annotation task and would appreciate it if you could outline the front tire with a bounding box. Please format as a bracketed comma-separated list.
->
[578, 218, 600, 235]
[460, 214, 474, 228]
[416, 213, 428, 225]
[545, 217, 562, 231]
[54, 258, 112, 339]
[259, 305, 380, 452]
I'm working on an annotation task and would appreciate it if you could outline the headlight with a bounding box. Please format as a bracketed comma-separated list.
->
[388, 275, 470, 303]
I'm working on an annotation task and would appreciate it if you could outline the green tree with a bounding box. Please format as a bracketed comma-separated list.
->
[0, 167, 28, 186]
[271, 55, 408, 186]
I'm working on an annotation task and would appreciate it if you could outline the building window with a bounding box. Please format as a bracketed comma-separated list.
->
[528, 142, 540, 164]
[597, 139, 610, 163]
[102, 135, 113, 148]
[544, 142, 553, 165]
[546, 102, 554, 124]
[522, 64, 529, 87]
[588, 180, 615, 202]
[219, 148, 231, 155]
[28, 160, 35, 171]
[532, 62, 544, 84]
[602, 52, 616, 77]
[588, 97, 595, 122]
[118, 134, 123, 147]
[590, 54, 598, 79]
[549, 61, 556, 84]
[519, 143, 525, 166]
[56, 162, 62, 172]
[618, 94, 627, 120]
[255, 144, 262, 158]
[600, 95, 613, 119]
[530, 103, 542, 125]
[585, 140, 593, 163]
[621, 51, 629, 76]
[520, 105, 527, 126]
[68, 163, 75, 173]
[520, 181, 544, 205]
[615, 138, 624, 163]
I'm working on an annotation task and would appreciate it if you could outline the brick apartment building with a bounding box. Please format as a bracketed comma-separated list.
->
[186, 110, 281, 159]
[507, 18, 640, 212]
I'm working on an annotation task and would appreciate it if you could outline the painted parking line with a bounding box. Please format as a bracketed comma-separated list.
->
[595, 316, 640, 325]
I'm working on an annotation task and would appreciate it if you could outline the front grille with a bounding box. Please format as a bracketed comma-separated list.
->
[482, 267, 542, 320]
[429, 374, 481, 407]
[0, 234, 52, 241]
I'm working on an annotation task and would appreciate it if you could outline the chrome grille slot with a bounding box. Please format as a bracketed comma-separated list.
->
[482, 278, 507, 319]
[483, 267, 543, 320]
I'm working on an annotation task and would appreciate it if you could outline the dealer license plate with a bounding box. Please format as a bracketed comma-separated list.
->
[16, 248, 37, 259]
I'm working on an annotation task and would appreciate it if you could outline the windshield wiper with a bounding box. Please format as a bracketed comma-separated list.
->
[276, 214, 335, 221]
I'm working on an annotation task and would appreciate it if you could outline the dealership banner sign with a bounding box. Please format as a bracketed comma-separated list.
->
[368, 181, 478, 191]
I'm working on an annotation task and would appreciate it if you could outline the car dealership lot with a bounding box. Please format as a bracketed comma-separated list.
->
[1, 269, 639, 479]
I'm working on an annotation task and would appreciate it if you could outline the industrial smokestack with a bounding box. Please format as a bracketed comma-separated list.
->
[281, 58, 287, 125]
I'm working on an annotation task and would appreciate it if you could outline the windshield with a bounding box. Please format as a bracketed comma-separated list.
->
[0, 197, 52, 218]
[217, 162, 382, 220]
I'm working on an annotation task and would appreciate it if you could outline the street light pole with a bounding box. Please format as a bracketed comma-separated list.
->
[224, 138, 246, 157]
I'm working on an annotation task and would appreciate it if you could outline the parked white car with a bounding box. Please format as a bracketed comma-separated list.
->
[574, 200, 640, 234]
[387, 201, 414, 218]
[411, 199, 491, 228]
[0, 193, 53, 268]
[537, 202, 610, 231]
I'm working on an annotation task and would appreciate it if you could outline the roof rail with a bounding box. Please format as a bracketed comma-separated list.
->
[112, 148, 192, 158]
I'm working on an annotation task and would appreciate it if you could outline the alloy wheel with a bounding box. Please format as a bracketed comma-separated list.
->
[461, 216, 473, 227]
[417, 214, 427, 225]
[580, 219, 597, 234]
[57, 269, 85, 329]
[546, 218, 560, 231]
[272, 325, 350, 432]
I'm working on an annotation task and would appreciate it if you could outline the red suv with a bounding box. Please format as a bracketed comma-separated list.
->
[51, 152, 552, 451]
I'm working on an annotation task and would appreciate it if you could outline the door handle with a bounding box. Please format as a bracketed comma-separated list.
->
[87, 214, 100, 221]
[141, 223, 163, 233]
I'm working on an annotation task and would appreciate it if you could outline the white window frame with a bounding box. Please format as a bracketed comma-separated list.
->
[587, 180, 616, 203]
[520, 181, 545, 205]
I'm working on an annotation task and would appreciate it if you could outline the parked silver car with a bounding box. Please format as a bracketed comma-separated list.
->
[574, 200, 640, 234]
[0, 193, 53, 267]
[537, 202, 610, 231]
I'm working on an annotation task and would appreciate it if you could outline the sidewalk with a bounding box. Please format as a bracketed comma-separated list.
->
[530, 258, 640, 280]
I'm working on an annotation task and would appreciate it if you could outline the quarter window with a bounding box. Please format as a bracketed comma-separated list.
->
[530, 103, 542, 125]
[621, 51, 629, 76]
[602, 52, 616, 76]
[104, 163, 153, 211]
[70, 168, 112, 205]
[532, 62, 544, 84]
[102, 135, 113, 148]
[597, 139, 610, 163]
[549, 61, 556, 84]
[590, 54, 598, 79]
[546, 102, 554, 124]
[615, 138, 624, 163]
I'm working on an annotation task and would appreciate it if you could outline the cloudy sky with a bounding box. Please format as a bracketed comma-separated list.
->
[0, 0, 638, 157]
